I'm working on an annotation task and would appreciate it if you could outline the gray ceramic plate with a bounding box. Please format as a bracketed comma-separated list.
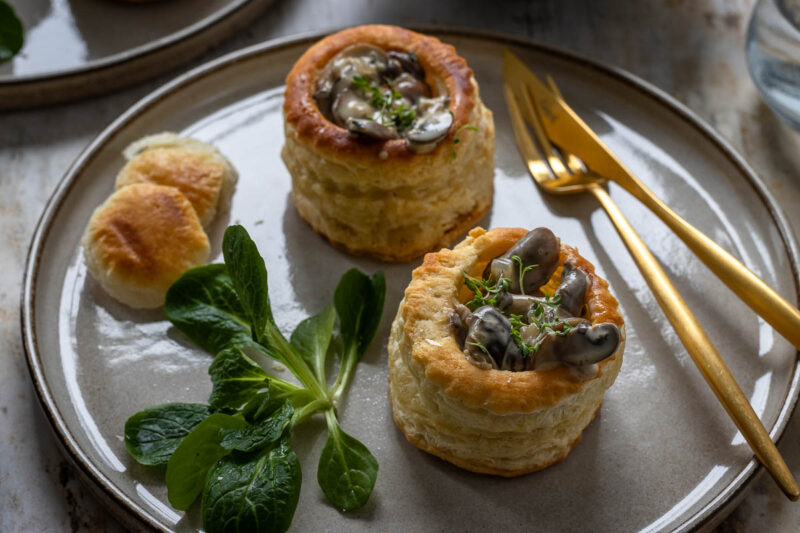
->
[0, 0, 274, 109]
[21, 29, 800, 532]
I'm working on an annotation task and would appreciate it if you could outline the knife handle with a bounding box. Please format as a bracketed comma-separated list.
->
[617, 175, 800, 351]
[588, 183, 799, 501]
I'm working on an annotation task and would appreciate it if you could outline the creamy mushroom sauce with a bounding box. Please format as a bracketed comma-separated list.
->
[451, 228, 622, 379]
[313, 44, 452, 153]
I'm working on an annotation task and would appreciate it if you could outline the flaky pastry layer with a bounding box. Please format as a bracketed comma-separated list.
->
[387, 227, 625, 475]
[282, 25, 496, 261]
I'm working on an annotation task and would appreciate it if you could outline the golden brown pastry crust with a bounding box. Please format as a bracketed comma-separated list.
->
[82, 183, 210, 308]
[284, 24, 475, 160]
[116, 133, 237, 227]
[388, 227, 625, 475]
[404, 227, 622, 414]
[282, 25, 495, 262]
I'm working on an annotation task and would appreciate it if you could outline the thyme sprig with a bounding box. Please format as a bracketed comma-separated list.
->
[466, 340, 490, 356]
[526, 293, 576, 352]
[510, 255, 537, 295]
[463, 272, 510, 310]
[352, 76, 417, 131]
[508, 314, 535, 358]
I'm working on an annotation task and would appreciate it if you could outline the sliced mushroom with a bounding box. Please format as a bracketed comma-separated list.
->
[504, 227, 561, 292]
[333, 90, 375, 125]
[499, 294, 537, 316]
[387, 50, 426, 79]
[489, 227, 560, 294]
[450, 303, 472, 348]
[499, 340, 527, 372]
[489, 257, 514, 282]
[554, 322, 621, 366]
[330, 44, 389, 78]
[394, 72, 430, 102]
[464, 306, 513, 369]
[345, 118, 398, 140]
[406, 98, 453, 144]
[555, 261, 588, 316]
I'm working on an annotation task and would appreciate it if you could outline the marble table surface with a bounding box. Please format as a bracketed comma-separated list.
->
[2, 0, 800, 531]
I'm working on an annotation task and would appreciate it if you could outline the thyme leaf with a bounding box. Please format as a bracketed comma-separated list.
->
[463, 272, 510, 310]
[351, 76, 417, 131]
[510, 255, 537, 295]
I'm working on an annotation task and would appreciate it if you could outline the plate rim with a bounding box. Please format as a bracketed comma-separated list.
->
[0, 0, 275, 109]
[20, 26, 800, 533]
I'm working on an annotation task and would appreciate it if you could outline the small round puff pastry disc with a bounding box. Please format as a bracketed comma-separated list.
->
[116, 132, 237, 227]
[82, 183, 210, 309]
[388, 227, 625, 476]
[282, 25, 495, 262]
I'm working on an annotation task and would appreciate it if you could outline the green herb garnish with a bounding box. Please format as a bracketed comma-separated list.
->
[124, 225, 385, 533]
[450, 121, 478, 160]
[462, 272, 573, 357]
[466, 340, 490, 355]
[352, 75, 417, 131]
[508, 314, 535, 358]
[527, 294, 575, 353]
[463, 271, 510, 310]
[0, 1, 23, 63]
[510, 255, 537, 295]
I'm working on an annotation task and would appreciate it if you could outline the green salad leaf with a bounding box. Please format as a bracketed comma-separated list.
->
[290, 306, 335, 385]
[331, 269, 386, 402]
[222, 225, 276, 342]
[166, 413, 247, 510]
[202, 440, 302, 533]
[127, 224, 385, 532]
[208, 347, 270, 410]
[220, 401, 294, 453]
[124, 403, 212, 466]
[317, 410, 378, 511]
[165, 264, 253, 354]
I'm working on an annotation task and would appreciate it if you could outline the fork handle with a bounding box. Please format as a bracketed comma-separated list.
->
[618, 176, 800, 351]
[588, 183, 799, 501]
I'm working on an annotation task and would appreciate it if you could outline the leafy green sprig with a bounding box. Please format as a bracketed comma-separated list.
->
[124, 225, 385, 533]
[508, 314, 535, 358]
[526, 293, 576, 352]
[462, 270, 574, 357]
[510, 254, 537, 295]
[352, 75, 417, 131]
[463, 271, 510, 310]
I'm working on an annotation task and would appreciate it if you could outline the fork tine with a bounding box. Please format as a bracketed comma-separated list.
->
[503, 82, 555, 182]
[515, 81, 571, 178]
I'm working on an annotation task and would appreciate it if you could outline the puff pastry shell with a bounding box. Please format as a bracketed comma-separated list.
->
[282, 25, 495, 262]
[388, 227, 625, 475]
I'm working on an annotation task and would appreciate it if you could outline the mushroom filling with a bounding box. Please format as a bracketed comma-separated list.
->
[451, 227, 622, 376]
[313, 43, 452, 153]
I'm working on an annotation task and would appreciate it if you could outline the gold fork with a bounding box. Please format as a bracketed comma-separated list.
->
[504, 61, 800, 501]
[505, 51, 800, 352]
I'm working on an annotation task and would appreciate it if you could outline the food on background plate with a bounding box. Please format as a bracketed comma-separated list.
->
[116, 132, 238, 227]
[82, 133, 236, 308]
[0, 1, 24, 63]
[82, 183, 209, 309]
[124, 225, 385, 533]
[388, 227, 624, 475]
[282, 24, 495, 262]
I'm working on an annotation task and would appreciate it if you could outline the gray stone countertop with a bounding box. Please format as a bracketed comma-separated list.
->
[2, 0, 799, 531]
